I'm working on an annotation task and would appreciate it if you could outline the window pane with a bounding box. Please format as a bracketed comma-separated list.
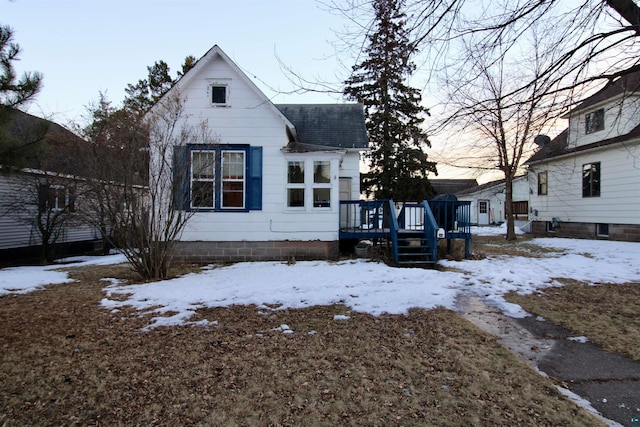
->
[192, 152, 214, 179]
[288, 161, 304, 183]
[222, 182, 244, 208]
[223, 152, 245, 179]
[313, 188, 330, 207]
[314, 161, 330, 183]
[212, 86, 226, 104]
[192, 181, 214, 207]
[288, 188, 304, 207]
[538, 172, 547, 195]
[582, 162, 601, 197]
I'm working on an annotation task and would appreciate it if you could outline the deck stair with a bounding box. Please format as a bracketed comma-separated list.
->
[395, 231, 435, 267]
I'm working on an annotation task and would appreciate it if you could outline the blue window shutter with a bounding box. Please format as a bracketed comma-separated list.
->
[173, 145, 190, 210]
[248, 146, 263, 210]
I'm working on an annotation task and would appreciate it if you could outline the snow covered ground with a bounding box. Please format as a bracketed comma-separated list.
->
[1, 236, 638, 331]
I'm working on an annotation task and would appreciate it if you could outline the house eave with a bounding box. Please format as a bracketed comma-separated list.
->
[527, 136, 640, 166]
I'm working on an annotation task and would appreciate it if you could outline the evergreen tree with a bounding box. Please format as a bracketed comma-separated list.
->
[124, 60, 172, 113]
[178, 55, 197, 78]
[344, 0, 436, 201]
[0, 25, 44, 169]
[124, 56, 196, 113]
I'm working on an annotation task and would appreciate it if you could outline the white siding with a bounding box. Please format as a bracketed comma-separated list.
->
[567, 95, 640, 149]
[528, 139, 640, 225]
[457, 176, 529, 224]
[164, 50, 362, 243]
[0, 173, 98, 251]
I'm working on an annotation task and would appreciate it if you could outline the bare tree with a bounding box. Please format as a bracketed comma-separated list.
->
[436, 21, 565, 240]
[79, 92, 217, 280]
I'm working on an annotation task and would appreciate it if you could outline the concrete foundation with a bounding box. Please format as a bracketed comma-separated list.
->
[531, 221, 640, 242]
[171, 240, 340, 264]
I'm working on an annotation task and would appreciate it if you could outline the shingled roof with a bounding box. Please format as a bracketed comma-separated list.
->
[276, 104, 368, 151]
[566, 70, 640, 116]
[4, 108, 88, 176]
[429, 179, 478, 196]
[526, 124, 640, 164]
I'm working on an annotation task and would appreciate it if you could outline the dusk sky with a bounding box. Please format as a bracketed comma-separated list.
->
[3, 0, 505, 182]
[3, 0, 352, 124]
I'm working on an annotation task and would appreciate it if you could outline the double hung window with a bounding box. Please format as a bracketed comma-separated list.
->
[582, 162, 601, 198]
[537, 171, 548, 196]
[38, 183, 75, 213]
[175, 144, 262, 212]
[221, 151, 245, 208]
[287, 161, 305, 207]
[313, 161, 331, 208]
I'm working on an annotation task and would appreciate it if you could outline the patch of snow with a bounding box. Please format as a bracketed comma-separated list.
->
[94, 239, 639, 329]
[568, 336, 589, 343]
[0, 253, 127, 295]
[471, 224, 525, 236]
[556, 387, 624, 427]
[333, 315, 351, 321]
[2, 238, 639, 336]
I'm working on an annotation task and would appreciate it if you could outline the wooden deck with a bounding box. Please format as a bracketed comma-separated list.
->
[339, 199, 472, 264]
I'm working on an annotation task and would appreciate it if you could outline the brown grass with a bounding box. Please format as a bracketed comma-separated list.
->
[0, 262, 604, 426]
[464, 234, 640, 363]
[505, 280, 640, 363]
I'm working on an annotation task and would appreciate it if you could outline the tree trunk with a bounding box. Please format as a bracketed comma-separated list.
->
[504, 172, 516, 241]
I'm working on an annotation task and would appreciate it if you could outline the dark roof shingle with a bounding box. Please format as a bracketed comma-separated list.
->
[276, 104, 368, 150]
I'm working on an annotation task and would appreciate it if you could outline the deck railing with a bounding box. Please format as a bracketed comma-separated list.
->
[339, 198, 472, 262]
[339, 199, 394, 239]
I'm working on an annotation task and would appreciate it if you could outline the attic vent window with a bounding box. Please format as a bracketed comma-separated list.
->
[585, 108, 604, 134]
[212, 86, 226, 104]
[208, 79, 230, 107]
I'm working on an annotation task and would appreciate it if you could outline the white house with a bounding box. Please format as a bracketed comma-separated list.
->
[525, 71, 640, 241]
[150, 45, 368, 263]
[456, 175, 530, 229]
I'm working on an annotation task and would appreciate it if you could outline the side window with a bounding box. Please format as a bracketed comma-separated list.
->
[585, 109, 604, 134]
[582, 162, 601, 197]
[38, 183, 74, 213]
[287, 161, 305, 208]
[537, 171, 548, 196]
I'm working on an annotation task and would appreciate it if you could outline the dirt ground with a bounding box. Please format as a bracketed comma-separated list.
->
[0, 261, 605, 426]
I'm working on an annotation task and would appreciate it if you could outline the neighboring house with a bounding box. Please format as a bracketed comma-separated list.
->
[525, 71, 640, 241]
[0, 109, 102, 263]
[456, 175, 530, 229]
[151, 45, 368, 263]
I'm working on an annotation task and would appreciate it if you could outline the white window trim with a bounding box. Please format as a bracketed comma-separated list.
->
[284, 157, 337, 212]
[312, 160, 332, 209]
[221, 150, 246, 209]
[286, 160, 306, 210]
[190, 150, 216, 209]
[207, 78, 231, 107]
